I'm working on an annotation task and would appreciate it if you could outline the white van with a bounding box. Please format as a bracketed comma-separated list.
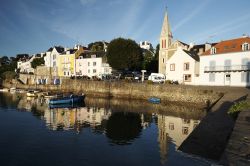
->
[148, 73, 165, 83]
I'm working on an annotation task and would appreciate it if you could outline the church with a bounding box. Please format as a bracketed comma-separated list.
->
[158, 9, 250, 87]
[158, 9, 214, 85]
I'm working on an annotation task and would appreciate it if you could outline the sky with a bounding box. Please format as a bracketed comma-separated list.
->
[0, 0, 250, 56]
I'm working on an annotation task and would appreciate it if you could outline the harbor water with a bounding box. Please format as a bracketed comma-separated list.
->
[0, 92, 213, 166]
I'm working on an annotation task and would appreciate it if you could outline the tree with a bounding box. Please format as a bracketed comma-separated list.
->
[88, 41, 109, 51]
[31, 58, 45, 69]
[0, 56, 10, 65]
[16, 54, 29, 60]
[107, 38, 143, 70]
[142, 50, 154, 70]
[155, 44, 159, 60]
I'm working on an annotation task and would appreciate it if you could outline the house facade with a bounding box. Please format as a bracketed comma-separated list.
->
[57, 46, 84, 77]
[44, 46, 65, 77]
[166, 47, 200, 85]
[17, 56, 37, 74]
[199, 36, 250, 87]
[75, 51, 112, 78]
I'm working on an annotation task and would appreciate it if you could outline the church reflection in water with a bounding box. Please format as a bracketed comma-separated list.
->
[15, 95, 201, 164]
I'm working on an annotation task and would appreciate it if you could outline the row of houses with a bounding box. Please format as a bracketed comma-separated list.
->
[159, 10, 250, 87]
[17, 45, 112, 82]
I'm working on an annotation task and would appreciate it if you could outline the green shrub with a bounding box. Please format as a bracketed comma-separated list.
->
[165, 80, 172, 84]
[146, 80, 153, 84]
[228, 101, 250, 120]
[1, 71, 16, 80]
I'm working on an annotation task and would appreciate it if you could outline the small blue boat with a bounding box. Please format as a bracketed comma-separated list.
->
[149, 97, 161, 104]
[49, 94, 85, 105]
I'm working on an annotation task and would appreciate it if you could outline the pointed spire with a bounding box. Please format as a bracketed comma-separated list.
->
[160, 8, 172, 38]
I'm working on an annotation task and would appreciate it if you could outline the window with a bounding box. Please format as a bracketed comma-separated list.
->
[242, 43, 250, 51]
[88, 69, 90, 73]
[53, 54, 56, 60]
[182, 127, 189, 135]
[241, 72, 250, 83]
[184, 62, 190, 71]
[88, 62, 90, 66]
[170, 64, 175, 71]
[209, 73, 215, 82]
[64, 71, 66, 76]
[163, 58, 165, 63]
[93, 69, 96, 73]
[184, 74, 191, 82]
[93, 62, 96, 66]
[183, 119, 190, 124]
[169, 123, 174, 130]
[224, 60, 231, 70]
[210, 47, 216, 54]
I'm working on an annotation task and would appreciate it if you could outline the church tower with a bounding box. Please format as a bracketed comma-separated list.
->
[159, 9, 173, 74]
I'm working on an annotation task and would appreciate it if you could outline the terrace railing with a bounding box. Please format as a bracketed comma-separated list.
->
[204, 65, 250, 72]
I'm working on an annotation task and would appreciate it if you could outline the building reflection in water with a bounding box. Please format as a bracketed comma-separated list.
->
[44, 107, 112, 132]
[13, 94, 201, 165]
[157, 114, 200, 164]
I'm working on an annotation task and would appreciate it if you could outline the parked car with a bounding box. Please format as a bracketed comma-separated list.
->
[148, 73, 165, 83]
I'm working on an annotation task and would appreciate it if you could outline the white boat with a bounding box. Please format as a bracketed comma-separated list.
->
[10, 87, 16, 93]
[43, 92, 63, 99]
[15, 89, 26, 93]
[26, 90, 38, 97]
[0, 88, 9, 92]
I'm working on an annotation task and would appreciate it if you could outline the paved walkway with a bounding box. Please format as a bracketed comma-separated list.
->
[220, 109, 250, 165]
[179, 87, 250, 162]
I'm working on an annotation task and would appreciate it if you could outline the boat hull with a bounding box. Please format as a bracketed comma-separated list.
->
[49, 95, 85, 105]
[148, 97, 161, 104]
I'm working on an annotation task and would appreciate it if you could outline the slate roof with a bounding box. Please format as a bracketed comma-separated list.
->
[78, 50, 106, 59]
[183, 50, 200, 61]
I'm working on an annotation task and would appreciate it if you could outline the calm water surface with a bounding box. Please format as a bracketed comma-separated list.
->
[0, 92, 212, 166]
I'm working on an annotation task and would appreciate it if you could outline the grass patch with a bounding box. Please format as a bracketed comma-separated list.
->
[228, 101, 250, 120]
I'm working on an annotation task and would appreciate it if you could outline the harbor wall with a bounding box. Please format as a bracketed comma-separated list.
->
[3, 78, 223, 107]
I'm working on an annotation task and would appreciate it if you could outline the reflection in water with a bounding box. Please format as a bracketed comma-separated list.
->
[0, 92, 206, 166]
[157, 115, 200, 164]
[106, 112, 143, 145]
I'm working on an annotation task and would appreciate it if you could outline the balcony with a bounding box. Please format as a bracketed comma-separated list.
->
[204, 65, 250, 73]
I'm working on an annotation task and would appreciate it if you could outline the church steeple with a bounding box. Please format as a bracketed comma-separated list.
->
[160, 9, 173, 49]
[158, 8, 173, 74]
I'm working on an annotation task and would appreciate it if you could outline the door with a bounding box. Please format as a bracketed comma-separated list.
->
[225, 74, 231, 86]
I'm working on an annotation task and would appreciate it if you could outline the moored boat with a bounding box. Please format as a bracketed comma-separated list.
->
[49, 94, 85, 105]
[0, 88, 9, 92]
[43, 92, 63, 99]
[27, 90, 38, 97]
[148, 97, 161, 104]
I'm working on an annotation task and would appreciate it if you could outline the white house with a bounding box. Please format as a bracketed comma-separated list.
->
[199, 36, 250, 87]
[166, 47, 200, 85]
[44, 46, 65, 76]
[75, 51, 112, 78]
[140, 41, 153, 50]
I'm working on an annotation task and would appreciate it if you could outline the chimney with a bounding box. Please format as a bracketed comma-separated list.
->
[205, 43, 212, 51]
[242, 34, 248, 38]
[188, 42, 194, 51]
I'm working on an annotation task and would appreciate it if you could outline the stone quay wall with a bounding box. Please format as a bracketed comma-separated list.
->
[3, 78, 223, 107]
